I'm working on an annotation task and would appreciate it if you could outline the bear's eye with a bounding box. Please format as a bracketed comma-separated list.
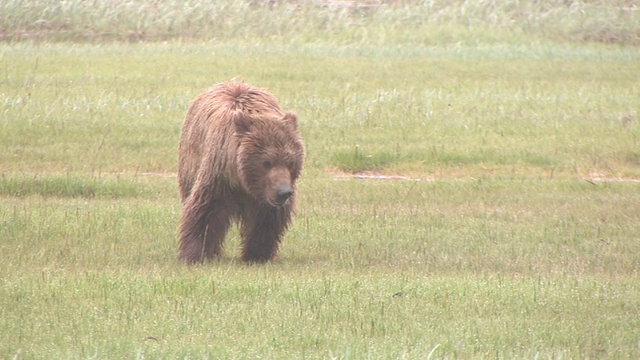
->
[263, 161, 273, 170]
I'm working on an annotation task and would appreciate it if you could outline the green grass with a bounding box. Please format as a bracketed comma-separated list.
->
[1, 1, 640, 358]
[0, 174, 151, 198]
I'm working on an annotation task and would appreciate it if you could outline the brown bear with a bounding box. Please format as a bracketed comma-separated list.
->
[178, 80, 304, 263]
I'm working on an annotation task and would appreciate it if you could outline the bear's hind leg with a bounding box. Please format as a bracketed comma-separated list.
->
[179, 202, 230, 263]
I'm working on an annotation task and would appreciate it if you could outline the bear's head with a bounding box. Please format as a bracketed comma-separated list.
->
[234, 111, 304, 207]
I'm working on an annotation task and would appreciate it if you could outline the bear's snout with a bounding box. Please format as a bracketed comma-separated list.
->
[266, 166, 294, 206]
[276, 185, 293, 205]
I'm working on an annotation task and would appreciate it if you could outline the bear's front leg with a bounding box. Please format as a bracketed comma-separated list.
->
[179, 198, 231, 263]
[240, 204, 292, 263]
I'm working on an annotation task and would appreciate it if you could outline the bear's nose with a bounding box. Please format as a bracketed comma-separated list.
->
[277, 187, 293, 204]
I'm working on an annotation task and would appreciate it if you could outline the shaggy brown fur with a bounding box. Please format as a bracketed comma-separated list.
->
[178, 80, 304, 263]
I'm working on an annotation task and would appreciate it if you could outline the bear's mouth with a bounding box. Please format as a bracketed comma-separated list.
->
[268, 185, 294, 207]
[268, 197, 291, 208]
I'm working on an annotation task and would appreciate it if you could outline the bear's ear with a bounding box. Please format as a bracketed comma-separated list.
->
[282, 111, 298, 131]
[233, 112, 252, 135]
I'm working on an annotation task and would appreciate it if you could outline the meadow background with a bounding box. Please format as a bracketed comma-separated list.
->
[1, 0, 639, 358]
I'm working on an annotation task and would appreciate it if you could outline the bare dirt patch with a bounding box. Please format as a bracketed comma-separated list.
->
[332, 171, 435, 182]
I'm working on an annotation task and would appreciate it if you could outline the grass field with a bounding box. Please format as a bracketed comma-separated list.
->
[1, 1, 640, 358]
